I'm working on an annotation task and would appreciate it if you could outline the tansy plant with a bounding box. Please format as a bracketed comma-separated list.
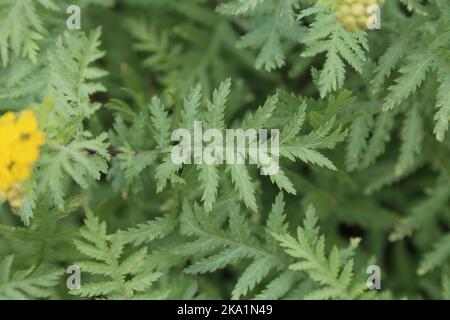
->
[0, 0, 449, 301]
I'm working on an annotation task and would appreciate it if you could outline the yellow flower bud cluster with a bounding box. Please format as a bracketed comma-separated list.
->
[336, 0, 383, 32]
[0, 109, 45, 207]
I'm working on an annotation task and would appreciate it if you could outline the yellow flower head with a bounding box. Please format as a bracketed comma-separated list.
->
[0, 109, 45, 205]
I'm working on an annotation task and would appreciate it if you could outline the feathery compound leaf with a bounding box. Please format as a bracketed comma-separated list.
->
[0, 0, 57, 66]
[116, 214, 177, 246]
[155, 157, 184, 193]
[370, 19, 450, 141]
[418, 233, 450, 276]
[198, 79, 231, 212]
[266, 192, 288, 234]
[370, 41, 407, 95]
[433, 71, 450, 141]
[253, 270, 298, 300]
[198, 164, 220, 213]
[301, 5, 367, 98]
[181, 84, 202, 133]
[0, 255, 63, 300]
[273, 206, 364, 300]
[151, 82, 345, 211]
[38, 133, 110, 210]
[229, 165, 257, 212]
[149, 96, 172, 149]
[383, 54, 432, 110]
[205, 78, 230, 130]
[280, 118, 347, 170]
[243, 94, 278, 129]
[71, 211, 165, 299]
[233, 0, 305, 71]
[179, 198, 288, 298]
[232, 257, 274, 299]
[48, 28, 107, 120]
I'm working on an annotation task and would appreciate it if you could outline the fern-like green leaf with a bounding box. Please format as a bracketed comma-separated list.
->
[71, 211, 166, 299]
[0, 255, 63, 300]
